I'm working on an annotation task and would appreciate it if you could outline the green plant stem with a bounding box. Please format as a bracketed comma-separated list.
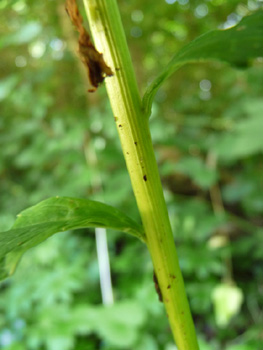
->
[83, 1, 199, 349]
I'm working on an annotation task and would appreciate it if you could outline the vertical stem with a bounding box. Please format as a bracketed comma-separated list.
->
[83, 1, 199, 349]
[84, 138, 114, 305]
[95, 227, 114, 305]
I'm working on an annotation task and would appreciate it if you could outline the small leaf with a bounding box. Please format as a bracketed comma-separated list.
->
[0, 197, 145, 280]
[142, 10, 263, 117]
[211, 282, 244, 327]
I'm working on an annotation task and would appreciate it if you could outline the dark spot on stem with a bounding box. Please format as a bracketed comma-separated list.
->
[167, 285, 171, 289]
[153, 271, 163, 302]
[134, 141, 137, 146]
[143, 175, 147, 181]
[118, 124, 122, 128]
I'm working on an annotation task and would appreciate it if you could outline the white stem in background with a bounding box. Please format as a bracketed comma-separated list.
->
[95, 227, 114, 305]
[84, 139, 114, 305]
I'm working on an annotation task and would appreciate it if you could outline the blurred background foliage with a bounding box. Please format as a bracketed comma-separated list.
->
[0, 0, 263, 349]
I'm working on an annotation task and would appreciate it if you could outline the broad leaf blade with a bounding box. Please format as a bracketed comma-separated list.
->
[0, 196, 145, 280]
[142, 10, 263, 117]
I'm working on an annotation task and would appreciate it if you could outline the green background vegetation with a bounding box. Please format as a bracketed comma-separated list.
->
[0, 0, 263, 349]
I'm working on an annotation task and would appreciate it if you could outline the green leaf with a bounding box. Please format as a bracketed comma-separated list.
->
[0, 196, 145, 281]
[0, 22, 42, 49]
[142, 10, 263, 117]
[174, 156, 218, 189]
[73, 301, 146, 348]
[0, 75, 19, 101]
[214, 114, 263, 160]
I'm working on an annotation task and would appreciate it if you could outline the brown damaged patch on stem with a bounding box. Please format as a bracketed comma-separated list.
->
[65, 0, 113, 92]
